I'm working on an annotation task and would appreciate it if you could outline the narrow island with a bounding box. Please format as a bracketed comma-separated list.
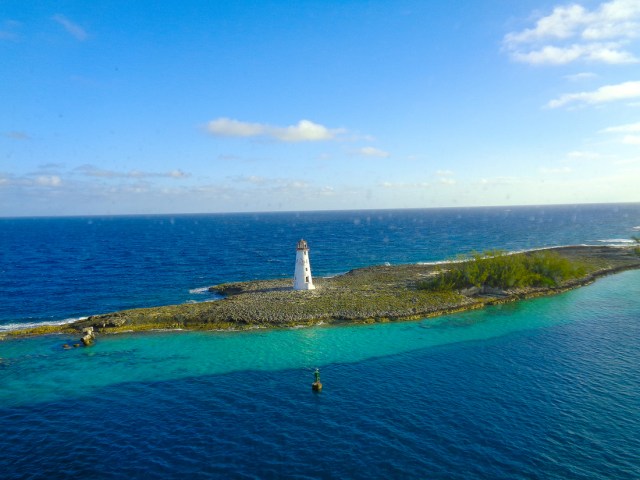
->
[5, 245, 640, 338]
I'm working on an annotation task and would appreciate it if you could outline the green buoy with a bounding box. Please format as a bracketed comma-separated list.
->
[312, 368, 322, 392]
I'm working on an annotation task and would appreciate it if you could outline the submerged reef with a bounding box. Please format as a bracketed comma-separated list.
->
[8, 245, 640, 337]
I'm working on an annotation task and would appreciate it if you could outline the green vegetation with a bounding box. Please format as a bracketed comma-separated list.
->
[633, 236, 640, 256]
[419, 250, 587, 292]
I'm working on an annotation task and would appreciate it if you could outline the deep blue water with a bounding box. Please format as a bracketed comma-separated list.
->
[1, 204, 640, 479]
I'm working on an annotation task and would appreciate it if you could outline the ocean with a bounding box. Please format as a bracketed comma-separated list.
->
[1, 204, 639, 478]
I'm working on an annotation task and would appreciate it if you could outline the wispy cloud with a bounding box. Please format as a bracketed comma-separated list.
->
[504, 0, 640, 65]
[601, 121, 640, 133]
[547, 80, 640, 108]
[622, 134, 640, 144]
[230, 175, 311, 191]
[3, 131, 30, 140]
[566, 150, 602, 160]
[76, 165, 189, 179]
[0, 20, 21, 41]
[564, 72, 597, 82]
[438, 178, 456, 185]
[35, 175, 62, 187]
[380, 181, 429, 189]
[435, 170, 456, 185]
[206, 118, 346, 142]
[476, 176, 523, 186]
[508, 43, 637, 65]
[52, 14, 87, 41]
[355, 146, 390, 158]
[230, 175, 268, 186]
[0, 173, 62, 188]
[217, 154, 242, 161]
[39, 162, 65, 170]
[539, 166, 573, 174]
[0, 31, 17, 41]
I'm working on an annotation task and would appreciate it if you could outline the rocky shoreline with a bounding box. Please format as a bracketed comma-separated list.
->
[5, 245, 640, 338]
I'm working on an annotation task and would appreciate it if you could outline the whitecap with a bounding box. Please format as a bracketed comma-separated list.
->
[597, 239, 634, 244]
[189, 286, 211, 294]
[0, 316, 87, 332]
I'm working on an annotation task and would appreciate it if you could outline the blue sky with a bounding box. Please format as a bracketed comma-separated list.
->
[1, 0, 639, 216]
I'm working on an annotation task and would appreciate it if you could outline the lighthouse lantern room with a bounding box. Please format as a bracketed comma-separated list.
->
[293, 239, 315, 290]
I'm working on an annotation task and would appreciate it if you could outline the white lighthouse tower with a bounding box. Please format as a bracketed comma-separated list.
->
[293, 239, 315, 290]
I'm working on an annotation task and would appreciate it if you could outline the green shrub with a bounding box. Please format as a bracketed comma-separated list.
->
[418, 250, 586, 292]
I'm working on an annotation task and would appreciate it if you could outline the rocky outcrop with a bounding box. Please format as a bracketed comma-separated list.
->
[80, 326, 96, 346]
[10, 245, 640, 337]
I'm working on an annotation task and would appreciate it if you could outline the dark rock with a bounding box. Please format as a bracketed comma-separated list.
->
[99, 317, 127, 328]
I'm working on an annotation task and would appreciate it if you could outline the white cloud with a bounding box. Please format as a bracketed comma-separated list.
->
[567, 150, 602, 160]
[504, 0, 640, 65]
[599, 121, 640, 145]
[435, 170, 456, 185]
[564, 72, 597, 81]
[613, 157, 640, 165]
[275, 120, 341, 142]
[356, 146, 390, 158]
[231, 175, 268, 185]
[476, 176, 523, 186]
[601, 121, 640, 133]
[380, 181, 429, 189]
[35, 175, 62, 187]
[207, 118, 266, 137]
[52, 14, 87, 41]
[439, 178, 456, 185]
[206, 118, 345, 142]
[547, 80, 640, 108]
[513, 43, 637, 65]
[539, 166, 572, 174]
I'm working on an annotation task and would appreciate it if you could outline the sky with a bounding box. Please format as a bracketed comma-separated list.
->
[1, 0, 639, 216]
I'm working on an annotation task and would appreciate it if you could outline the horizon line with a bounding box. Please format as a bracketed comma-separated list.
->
[1, 200, 639, 220]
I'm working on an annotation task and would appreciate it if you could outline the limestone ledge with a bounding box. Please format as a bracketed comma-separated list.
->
[6, 245, 640, 338]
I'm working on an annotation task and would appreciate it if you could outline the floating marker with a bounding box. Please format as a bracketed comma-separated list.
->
[312, 368, 323, 392]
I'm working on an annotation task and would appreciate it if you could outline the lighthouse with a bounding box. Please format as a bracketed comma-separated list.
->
[293, 239, 315, 290]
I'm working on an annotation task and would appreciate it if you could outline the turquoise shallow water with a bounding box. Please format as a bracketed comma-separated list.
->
[1, 270, 639, 478]
[1, 271, 628, 409]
